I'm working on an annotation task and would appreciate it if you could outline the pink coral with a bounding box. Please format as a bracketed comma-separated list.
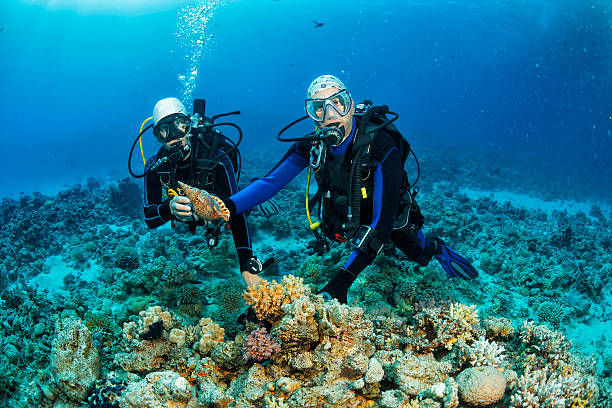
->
[243, 327, 281, 362]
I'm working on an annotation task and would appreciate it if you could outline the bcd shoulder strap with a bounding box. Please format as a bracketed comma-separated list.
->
[355, 103, 412, 187]
[189, 131, 225, 189]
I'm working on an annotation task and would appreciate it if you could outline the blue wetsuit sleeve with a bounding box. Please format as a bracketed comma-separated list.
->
[344, 146, 401, 275]
[228, 143, 309, 215]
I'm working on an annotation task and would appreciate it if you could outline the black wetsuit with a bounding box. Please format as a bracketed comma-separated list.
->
[224, 117, 433, 278]
[143, 137, 254, 271]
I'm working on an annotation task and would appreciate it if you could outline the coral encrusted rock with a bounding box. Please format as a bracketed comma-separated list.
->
[51, 317, 100, 403]
[119, 370, 197, 407]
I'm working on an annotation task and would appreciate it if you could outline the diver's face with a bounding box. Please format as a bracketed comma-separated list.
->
[312, 87, 354, 137]
[159, 120, 190, 142]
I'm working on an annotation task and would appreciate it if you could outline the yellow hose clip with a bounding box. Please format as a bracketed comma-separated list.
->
[306, 165, 319, 230]
[306, 125, 321, 231]
[167, 188, 184, 197]
[138, 117, 153, 165]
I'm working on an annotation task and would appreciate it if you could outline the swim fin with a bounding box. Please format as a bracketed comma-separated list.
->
[433, 238, 478, 280]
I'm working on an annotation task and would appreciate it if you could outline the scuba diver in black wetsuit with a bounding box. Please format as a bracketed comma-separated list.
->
[131, 97, 269, 287]
[190, 75, 478, 303]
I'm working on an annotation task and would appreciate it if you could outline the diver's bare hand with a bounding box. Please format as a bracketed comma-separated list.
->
[170, 196, 199, 222]
[241, 270, 263, 287]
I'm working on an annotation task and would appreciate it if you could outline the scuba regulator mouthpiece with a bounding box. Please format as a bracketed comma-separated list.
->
[164, 139, 191, 163]
[321, 125, 345, 147]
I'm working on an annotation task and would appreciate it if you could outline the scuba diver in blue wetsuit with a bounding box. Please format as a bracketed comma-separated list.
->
[128, 97, 270, 287]
[193, 75, 478, 303]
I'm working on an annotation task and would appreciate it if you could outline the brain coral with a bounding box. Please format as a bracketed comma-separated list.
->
[457, 365, 506, 406]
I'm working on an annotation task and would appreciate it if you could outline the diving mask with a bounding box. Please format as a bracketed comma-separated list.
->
[153, 114, 192, 143]
[305, 89, 352, 122]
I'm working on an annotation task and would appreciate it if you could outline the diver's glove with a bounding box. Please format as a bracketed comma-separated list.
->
[307, 236, 330, 256]
[318, 267, 357, 304]
[432, 238, 478, 280]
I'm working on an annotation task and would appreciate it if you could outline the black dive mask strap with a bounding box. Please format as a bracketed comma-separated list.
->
[277, 115, 349, 147]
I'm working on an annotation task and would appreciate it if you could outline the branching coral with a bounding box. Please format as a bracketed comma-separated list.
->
[482, 316, 515, 339]
[242, 327, 281, 362]
[160, 262, 197, 286]
[214, 279, 244, 314]
[510, 366, 590, 408]
[264, 394, 289, 408]
[519, 321, 572, 372]
[410, 301, 482, 352]
[537, 301, 567, 329]
[85, 311, 122, 337]
[468, 336, 507, 367]
[298, 256, 325, 285]
[449, 303, 479, 327]
[243, 275, 308, 323]
[114, 246, 140, 271]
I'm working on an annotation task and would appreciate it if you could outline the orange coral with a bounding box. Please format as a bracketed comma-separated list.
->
[243, 275, 307, 323]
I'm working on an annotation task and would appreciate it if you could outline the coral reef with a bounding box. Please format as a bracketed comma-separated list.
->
[409, 301, 482, 352]
[0, 161, 611, 407]
[121, 370, 198, 407]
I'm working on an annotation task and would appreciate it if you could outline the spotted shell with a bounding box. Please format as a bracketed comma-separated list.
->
[178, 181, 230, 221]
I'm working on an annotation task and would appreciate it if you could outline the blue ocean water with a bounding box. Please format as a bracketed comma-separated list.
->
[0, 0, 610, 201]
[2, 2, 612, 406]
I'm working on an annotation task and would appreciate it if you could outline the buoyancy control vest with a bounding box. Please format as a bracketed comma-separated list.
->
[154, 124, 240, 238]
[187, 126, 240, 192]
[313, 101, 421, 240]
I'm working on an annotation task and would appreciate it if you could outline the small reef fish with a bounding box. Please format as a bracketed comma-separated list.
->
[312, 21, 324, 28]
[178, 181, 230, 222]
